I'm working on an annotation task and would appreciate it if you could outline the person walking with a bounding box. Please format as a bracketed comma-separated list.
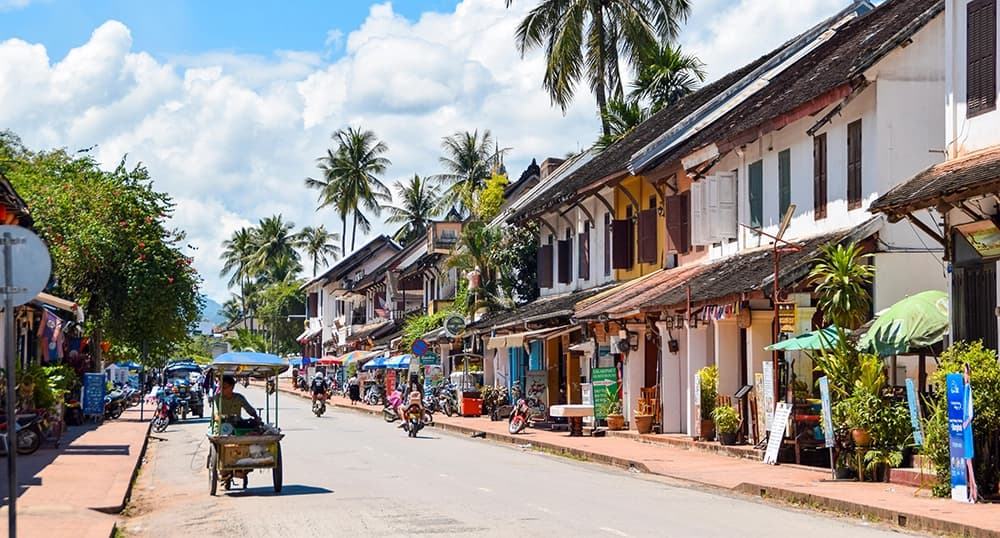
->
[348, 372, 360, 405]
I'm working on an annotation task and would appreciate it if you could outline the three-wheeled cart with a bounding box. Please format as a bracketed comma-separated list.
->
[205, 351, 289, 496]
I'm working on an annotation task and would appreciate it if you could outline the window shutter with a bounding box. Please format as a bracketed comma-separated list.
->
[529, 341, 544, 371]
[813, 134, 828, 219]
[968, 0, 997, 117]
[706, 175, 720, 242]
[690, 181, 705, 245]
[749, 160, 763, 228]
[717, 172, 737, 239]
[611, 219, 632, 269]
[557, 239, 572, 283]
[847, 120, 862, 209]
[778, 149, 791, 220]
[603, 213, 612, 276]
[537, 244, 553, 288]
[637, 208, 658, 264]
[578, 228, 590, 279]
[666, 194, 685, 253]
[308, 293, 319, 317]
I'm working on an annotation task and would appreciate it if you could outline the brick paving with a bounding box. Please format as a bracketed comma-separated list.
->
[1, 405, 151, 538]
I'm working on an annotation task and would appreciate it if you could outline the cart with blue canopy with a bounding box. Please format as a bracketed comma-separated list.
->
[205, 351, 288, 495]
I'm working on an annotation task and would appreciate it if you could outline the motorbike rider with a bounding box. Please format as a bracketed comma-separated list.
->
[388, 384, 406, 428]
[310, 371, 329, 406]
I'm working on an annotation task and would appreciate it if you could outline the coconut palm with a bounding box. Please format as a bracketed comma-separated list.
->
[384, 174, 441, 245]
[808, 242, 874, 331]
[513, 0, 691, 136]
[595, 98, 651, 150]
[219, 227, 256, 328]
[630, 42, 705, 112]
[219, 297, 243, 328]
[306, 148, 351, 254]
[325, 126, 392, 251]
[296, 225, 342, 277]
[444, 222, 509, 314]
[249, 214, 301, 279]
[436, 130, 506, 215]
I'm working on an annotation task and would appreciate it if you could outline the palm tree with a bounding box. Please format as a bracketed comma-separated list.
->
[384, 174, 441, 245]
[249, 214, 301, 279]
[326, 126, 392, 251]
[595, 98, 650, 150]
[306, 148, 351, 254]
[219, 227, 256, 329]
[513, 0, 691, 136]
[296, 225, 342, 277]
[808, 242, 874, 331]
[630, 42, 705, 112]
[219, 297, 243, 328]
[445, 222, 509, 315]
[436, 130, 506, 215]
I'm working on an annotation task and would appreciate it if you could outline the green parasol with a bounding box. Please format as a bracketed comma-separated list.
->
[764, 326, 845, 351]
[857, 290, 949, 357]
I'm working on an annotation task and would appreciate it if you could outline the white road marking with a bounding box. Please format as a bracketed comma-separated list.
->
[600, 527, 629, 537]
[477, 487, 491, 493]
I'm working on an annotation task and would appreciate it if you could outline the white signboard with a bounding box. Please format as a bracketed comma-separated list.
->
[582, 383, 594, 425]
[762, 361, 774, 430]
[763, 402, 793, 465]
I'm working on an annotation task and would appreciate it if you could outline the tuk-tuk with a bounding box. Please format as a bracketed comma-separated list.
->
[164, 359, 205, 418]
[205, 351, 288, 495]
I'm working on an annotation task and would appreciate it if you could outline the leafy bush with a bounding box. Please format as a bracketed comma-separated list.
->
[711, 404, 740, 433]
[698, 365, 718, 420]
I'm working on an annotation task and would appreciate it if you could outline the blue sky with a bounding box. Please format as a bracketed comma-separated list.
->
[0, 0, 462, 59]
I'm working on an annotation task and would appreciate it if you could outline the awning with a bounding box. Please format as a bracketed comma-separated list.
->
[317, 355, 342, 366]
[485, 327, 563, 350]
[339, 349, 380, 366]
[33, 292, 85, 323]
[361, 355, 389, 370]
[296, 324, 322, 343]
[383, 354, 411, 369]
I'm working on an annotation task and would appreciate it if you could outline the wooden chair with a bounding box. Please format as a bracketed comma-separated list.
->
[640, 386, 660, 427]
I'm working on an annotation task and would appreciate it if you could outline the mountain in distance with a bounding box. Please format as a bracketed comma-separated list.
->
[199, 295, 227, 333]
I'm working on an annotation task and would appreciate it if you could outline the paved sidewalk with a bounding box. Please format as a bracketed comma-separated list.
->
[274, 381, 1000, 538]
[1, 405, 151, 538]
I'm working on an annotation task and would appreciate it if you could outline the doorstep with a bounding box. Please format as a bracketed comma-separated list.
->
[605, 429, 765, 461]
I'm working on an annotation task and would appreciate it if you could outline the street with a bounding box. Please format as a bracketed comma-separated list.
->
[121, 386, 922, 538]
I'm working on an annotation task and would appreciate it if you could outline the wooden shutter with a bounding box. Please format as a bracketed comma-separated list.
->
[611, 219, 632, 269]
[749, 160, 763, 228]
[637, 208, 658, 264]
[968, 0, 998, 117]
[537, 244, 553, 288]
[717, 172, 737, 240]
[813, 134, 828, 219]
[690, 181, 705, 244]
[666, 193, 690, 253]
[778, 149, 791, 220]
[578, 228, 590, 279]
[557, 239, 572, 283]
[706, 175, 720, 242]
[847, 120, 862, 209]
[603, 213, 611, 275]
[308, 293, 319, 317]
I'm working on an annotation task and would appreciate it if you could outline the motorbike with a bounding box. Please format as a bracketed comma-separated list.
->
[312, 392, 328, 417]
[64, 397, 84, 426]
[438, 385, 457, 417]
[104, 390, 126, 420]
[0, 413, 44, 455]
[403, 403, 424, 437]
[508, 397, 531, 434]
[363, 384, 384, 406]
[296, 374, 309, 391]
[150, 391, 171, 432]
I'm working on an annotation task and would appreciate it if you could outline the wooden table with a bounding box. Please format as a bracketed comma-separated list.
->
[548, 405, 594, 437]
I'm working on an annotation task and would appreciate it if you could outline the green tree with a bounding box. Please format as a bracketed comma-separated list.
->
[226, 328, 267, 353]
[475, 172, 510, 222]
[595, 98, 651, 150]
[808, 242, 874, 330]
[255, 279, 307, 354]
[630, 42, 705, 112]
[220, 227, 255, 330]
[496, 221, 540, 305]
[436, 130, 506, 215]
[445, 222, 508, 315]
[249, 214, 301, 279]
[384, 174, 441, 245]
[296, 225, 341, 277]
[220, 297, 243, 328]
[512, 0, 692, 136]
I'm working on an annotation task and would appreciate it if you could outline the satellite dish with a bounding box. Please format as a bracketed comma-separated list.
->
[0, 225, 52, 307]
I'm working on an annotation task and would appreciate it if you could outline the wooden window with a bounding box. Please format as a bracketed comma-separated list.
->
[603, 213, 611, 276]
[778, 149, 791, 220]
[308, 293, 318, 317]
[611, 219, 633, 269]
[557, 239, 572, 284]
[578, 223, 590, 280]
[847, 120, 862, 209]
[537, 244, 553, 288]
[637, 208, 658, 264]
[813, 134, 828, 219]
[968, 0, 997, 117]
[666, 192, 690, 254]
[749, 160, 763, 228]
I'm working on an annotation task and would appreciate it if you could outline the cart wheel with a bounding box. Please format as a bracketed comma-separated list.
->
[272, 444, 282, 493]
[208, 446, 218, 496]
[224, 477, 232, 490]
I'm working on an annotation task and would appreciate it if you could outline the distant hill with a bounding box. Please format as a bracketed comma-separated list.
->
[200, 295, 227, 328]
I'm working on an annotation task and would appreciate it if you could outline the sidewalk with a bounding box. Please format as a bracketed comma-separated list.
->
[1, 405, 151, 538]
[275, 381, 1000, 538]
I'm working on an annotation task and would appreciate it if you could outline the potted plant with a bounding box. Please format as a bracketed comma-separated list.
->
[697, 365, 718, 441]
[712, 404, 740, 445]
[598, 386, 625, 431]
[633, 399, 654, 434]
[864, 447, 903, 482]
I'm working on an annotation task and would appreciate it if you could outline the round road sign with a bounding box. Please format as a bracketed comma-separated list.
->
[0, 225, 51, 306]
[443, 315, 465, 337]
[411, 338, 428, 356]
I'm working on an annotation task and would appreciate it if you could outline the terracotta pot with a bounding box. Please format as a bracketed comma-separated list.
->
[699, 418, 716, 442]
[633, 414, 654, 434]
[606, 414, 625, 431]
[851, 428, 872, 447]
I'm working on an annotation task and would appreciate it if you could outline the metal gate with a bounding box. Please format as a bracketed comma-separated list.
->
[954, 263, 997, 349]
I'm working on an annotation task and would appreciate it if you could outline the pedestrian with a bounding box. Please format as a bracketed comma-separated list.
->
[348, 372, 360, 405]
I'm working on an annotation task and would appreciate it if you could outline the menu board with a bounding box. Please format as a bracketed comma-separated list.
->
[82, 373, 106, 416]
[591, 367, 618, 420]
[763, 402, 793, 465]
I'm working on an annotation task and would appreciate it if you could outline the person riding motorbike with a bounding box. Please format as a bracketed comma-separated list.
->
[387, 385, 406, 427]
[310, 372, 329, 406]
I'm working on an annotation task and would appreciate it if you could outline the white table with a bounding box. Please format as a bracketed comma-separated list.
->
[548, 404, 594, 437]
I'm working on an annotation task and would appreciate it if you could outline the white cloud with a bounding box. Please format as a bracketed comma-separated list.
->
[0, 0, 35, 11]
[1, 0, 846, 303]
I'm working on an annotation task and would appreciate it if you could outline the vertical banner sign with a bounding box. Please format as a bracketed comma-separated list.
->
[82, 372, 106, 417]
[590, 367, 617, 420]
[762, 361, 774, 430]
[693, 373, 702, 438]
[385, 369, 396, 394]
[581, 383, 594, 425]
[905, 378, 924, 446]
[946, 373, 968, 502]
[753, 373, 766, 444]
[818, 377, 835, 448]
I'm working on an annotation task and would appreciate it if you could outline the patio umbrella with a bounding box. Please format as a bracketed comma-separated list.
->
[857, 290, 949, 357]
[764, 326, 846, 351]
[361, 356, 389, 371]
[340, 350, 378, 367]
[384, 354, 412, 369]
[317, 355, 342, 366]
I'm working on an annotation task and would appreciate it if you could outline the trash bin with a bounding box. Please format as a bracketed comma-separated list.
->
[461, 397, 483, 417]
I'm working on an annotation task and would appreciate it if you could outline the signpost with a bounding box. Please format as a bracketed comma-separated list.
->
[420, 350, 440, 366]
[763, 402, 793, 465]
[443, 315, 465, 338]
[591, 367, 617, 420]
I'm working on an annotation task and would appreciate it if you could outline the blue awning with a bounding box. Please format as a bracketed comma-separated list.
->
[361, 355, 389, 371]
[384, 354, 411, 369]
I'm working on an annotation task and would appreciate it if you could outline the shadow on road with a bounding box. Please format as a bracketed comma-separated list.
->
[226, 485, 334, 497]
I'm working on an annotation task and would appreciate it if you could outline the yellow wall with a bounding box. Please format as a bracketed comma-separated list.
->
[614, 175, 665, 280]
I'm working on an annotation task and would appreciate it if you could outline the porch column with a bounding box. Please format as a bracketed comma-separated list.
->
[685, 324, 713, 437]
[714, 319, 740, 400]
[745, 310, 774, 444]
[657, 322, 683, 433]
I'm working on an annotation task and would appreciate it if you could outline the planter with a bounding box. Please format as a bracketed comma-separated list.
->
[834, 467, 857, 480]
[606, 414, 625, 431]
[633, 414, 654, 434]
[851, 428, 872, 447]
[699, 418, 716, 442]
[718, 431, 738, 445]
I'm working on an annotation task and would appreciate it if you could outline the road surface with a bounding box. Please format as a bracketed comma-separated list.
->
[121, 386, 921, 537]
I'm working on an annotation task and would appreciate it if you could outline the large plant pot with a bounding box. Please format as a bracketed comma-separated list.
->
[699, 419, 716, 442]
[606, 414, 625, 431]
[851, 428, 872, 447]
[834, 467, 857, 480]
[633, 414, 654, 434]
[718, 431, 738, 446]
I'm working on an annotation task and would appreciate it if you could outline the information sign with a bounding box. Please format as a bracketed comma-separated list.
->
[420, 351, 440, 366]
[763, 402, 793, 465]
[590, 367, 617, 420]
[82, 373, 106, 416]
[776, 302, 797, 333]
[946, 373, 970, 502]
[905, 378, 924, 446]
[818, 376, 835, 448]
[762, 361, 774, 430]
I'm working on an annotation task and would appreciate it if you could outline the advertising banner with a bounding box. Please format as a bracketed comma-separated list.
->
[905, 378, 924, 446]
[82, 372, 105, 416]
[818, 376, 835, 448]
[591, 367, 618, 420]
[946, 372, 969, 502]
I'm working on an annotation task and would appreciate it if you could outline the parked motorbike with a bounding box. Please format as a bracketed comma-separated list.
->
[508, 398, 531, 434]
[296, 374, 309, 391]
[0, 413, 43, 455]
[151, 391, 171, 433]
[363, 384, 384, 406]
[438, 384, 457, 417]
[64, 398, 84, 426]
[104, 390, 126, 420]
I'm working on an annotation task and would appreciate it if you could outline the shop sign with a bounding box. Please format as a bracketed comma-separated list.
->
[905, 378, 924, 446]
[423, 364, 444, 393]
[818, 376, 835, 448]
[776, 302, 797, 333]
[763, 402, 793, 465]
[591, 367, 617, 420]
[82, 373, 106, 416]
[444, 315, 465, 337]
[420, 351, 440, 366]
[762, 361, 774, 430]
[946, 372, 972, 502]
[385, 369, 396, 394]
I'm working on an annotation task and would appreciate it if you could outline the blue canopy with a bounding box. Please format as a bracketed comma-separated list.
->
[287, 357, 305, 367]
[361, 355, 389, 371]
[384, 354, 411, 369]
[210, 351, 289, 377]
[115, 361, 142, 370]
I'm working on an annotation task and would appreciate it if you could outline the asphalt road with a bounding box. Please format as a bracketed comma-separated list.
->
[122, 386, 921, 538]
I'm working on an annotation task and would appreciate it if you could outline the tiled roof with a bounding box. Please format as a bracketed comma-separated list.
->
[638, 219, 882, 312]
[301, 235, 399, 289]
[469, 285, 613, 331]
[870, 146, 1000, 218]
[574, 263, 711, 320]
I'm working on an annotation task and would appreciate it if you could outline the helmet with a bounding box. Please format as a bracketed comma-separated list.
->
[315, 371, 325, 379]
